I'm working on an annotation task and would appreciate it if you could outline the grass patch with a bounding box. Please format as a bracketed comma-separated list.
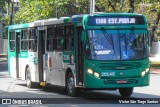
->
[150, 61, 160, 69]
[150, 61, 160, 65]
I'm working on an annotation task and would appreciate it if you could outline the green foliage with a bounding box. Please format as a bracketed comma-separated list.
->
[0, 0, 6, 10]
[0, 0, 8, 16]
[1, 15, 10, 25]
[14, 0, 54, 23]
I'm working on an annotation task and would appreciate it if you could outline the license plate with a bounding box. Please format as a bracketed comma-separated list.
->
[116, 80, 127, 84]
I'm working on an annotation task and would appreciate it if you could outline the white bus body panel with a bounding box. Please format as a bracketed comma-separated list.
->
[47, 52, 65, 86]
[19, 57, 29, 80]
[28, 52, 39, 82]
[46, 52, 76, 87]
[10, 56, 17, 79]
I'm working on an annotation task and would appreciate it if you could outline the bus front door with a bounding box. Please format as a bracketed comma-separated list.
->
[15, 31, 21, 79]
[76, 26, 84, 86]
[38, 28, 46, 82]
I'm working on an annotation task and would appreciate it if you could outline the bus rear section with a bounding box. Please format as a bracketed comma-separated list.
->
[8, 25, 30, 81]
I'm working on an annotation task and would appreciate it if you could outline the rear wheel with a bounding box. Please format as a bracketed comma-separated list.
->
[67, 72, 79, 97]
[26, 67, 35, 88]
[119, 87, 133, 97]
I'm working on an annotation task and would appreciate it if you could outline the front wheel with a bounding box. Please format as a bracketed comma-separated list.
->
[67, 72, 79, 97]
[26, 67, 35, 88]
[119, 87, 133, 97]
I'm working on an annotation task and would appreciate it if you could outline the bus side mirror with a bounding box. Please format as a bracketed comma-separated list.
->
[81, 31, 86, 41]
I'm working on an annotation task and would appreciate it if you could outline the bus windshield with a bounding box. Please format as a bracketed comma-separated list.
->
[86, 30, 149, 60]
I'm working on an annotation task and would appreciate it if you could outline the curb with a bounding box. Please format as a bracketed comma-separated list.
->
[151, 72, 160, 74]
[0, 58, 7, 62]
[150, 69, 160, 74]
[0, 55, 7, 58]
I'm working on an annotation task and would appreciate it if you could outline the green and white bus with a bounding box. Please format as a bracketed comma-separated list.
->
[8, 13, 150, 97]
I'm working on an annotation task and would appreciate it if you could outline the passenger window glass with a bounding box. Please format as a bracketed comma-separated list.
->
[29, 29, 37, 51]
[9, 31, 15, 51]
[64, 25, 74, 51]
[21, 30, 29, 51]
[47, 26, 55, 51]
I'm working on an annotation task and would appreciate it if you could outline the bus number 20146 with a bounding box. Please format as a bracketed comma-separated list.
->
[101, 72, 115, 77]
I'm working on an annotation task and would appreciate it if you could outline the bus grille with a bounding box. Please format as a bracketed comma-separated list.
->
[98, 62, 142, 70]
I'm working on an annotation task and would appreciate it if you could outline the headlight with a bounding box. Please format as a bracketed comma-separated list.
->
[87, 69, 93, 74]
[87, 69, 100, 79]
[141, 71, 146, 77]
[145, 68, 150, 73]
[94, 72, 100, 78]
[141, 68, 150, 77]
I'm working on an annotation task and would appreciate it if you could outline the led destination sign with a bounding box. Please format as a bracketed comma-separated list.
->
[88, 16, 144, 26]
[96, 18, 135, 24]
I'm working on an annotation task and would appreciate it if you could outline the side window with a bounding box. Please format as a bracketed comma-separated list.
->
[47, 26, 55, 51]
[64, 25, 74, 51]
[9, 31, 15, 51]
[29, 28, 37, 51]
[54, 25, 65, 50]
[21, 29, 29, 51]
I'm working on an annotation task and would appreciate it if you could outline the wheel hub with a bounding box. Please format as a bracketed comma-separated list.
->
[68, 77, 74, 93]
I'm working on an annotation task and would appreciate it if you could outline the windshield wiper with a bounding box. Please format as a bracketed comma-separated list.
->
[120, 33, 130, 56]
[102, 30, 113, 45]
[102, 30, 115, 54]
[124, 34, 128, 54]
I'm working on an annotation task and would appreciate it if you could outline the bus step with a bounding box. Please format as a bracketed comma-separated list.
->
[40, 82, 46, 86]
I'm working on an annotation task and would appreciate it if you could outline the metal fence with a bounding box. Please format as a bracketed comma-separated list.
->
[0, 39, 7, 55]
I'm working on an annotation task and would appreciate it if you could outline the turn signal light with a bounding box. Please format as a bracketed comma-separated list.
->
[49, 57, 52, 67]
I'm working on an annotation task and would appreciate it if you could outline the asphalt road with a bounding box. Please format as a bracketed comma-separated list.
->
[0, 60, 160, 107]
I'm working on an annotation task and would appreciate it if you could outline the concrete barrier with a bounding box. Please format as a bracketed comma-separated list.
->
[150, 42, 160, 57]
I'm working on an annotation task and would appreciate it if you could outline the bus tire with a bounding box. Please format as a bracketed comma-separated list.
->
[119, 87, 133, 97]
[67, 72, 79, 97]
[26, 67, 35, 88]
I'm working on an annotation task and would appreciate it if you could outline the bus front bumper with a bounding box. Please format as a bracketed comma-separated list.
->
[84, 72, 150, 89]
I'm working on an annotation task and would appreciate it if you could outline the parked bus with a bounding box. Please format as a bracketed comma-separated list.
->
[8, 13, 149, 97]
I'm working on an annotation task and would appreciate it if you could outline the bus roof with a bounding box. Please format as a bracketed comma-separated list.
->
[8, 13, 146, 30]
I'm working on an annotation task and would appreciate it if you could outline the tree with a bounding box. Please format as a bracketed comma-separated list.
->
[149, 2, 160, 42]
[0, 0, 6, 11]
[1, 0, 12, 25]
[0, 0, 8, 19]
[128, 0, 134, 13]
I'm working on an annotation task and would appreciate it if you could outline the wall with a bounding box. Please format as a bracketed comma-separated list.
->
[0, 39, 7, 55]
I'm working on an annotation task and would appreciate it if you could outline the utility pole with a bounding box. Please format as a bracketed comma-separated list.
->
[10, 1, 14, 25]
[7, 0, 10, 15]
[0, 7, 2, 39]
[9, 0, 20, 25]
[55, 0, 60, 18]
[90, 0, 95, 14]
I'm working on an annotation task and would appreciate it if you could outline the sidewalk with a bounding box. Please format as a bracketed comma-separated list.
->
[0, 58, 7, 62]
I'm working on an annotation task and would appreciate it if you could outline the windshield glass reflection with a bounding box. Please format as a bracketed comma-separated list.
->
[86, 30, 149, 60]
